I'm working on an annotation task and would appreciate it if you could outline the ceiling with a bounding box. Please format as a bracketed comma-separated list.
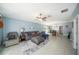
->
[0, 3, 78, 25]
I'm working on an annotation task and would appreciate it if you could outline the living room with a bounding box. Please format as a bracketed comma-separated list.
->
[0, 3, 79, 55]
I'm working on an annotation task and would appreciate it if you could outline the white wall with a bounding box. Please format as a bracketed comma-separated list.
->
[72, 16, 78, 49]
[72, 15, 79, 54]
[77, 15, 79, 54]
[71, 15, 79, 54]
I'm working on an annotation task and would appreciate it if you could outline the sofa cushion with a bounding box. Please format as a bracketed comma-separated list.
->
[7, 32, 18, 40]
[31, 36, 44, 45]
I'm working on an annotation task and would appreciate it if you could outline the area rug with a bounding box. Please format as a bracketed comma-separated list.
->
[23, 39, 49, 55]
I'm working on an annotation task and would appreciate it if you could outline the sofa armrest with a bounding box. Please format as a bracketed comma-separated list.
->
[4, 38, 19, 47]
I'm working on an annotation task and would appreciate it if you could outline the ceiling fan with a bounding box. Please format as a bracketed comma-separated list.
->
[35, 13, 51, 21]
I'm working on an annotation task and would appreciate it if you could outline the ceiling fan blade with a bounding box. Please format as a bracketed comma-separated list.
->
[43, 17, 47, 19]
[36, 17, 40, 19]
[42, 17, 47, 21]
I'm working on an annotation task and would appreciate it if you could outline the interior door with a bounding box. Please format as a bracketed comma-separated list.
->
[59, 26, 63, 35]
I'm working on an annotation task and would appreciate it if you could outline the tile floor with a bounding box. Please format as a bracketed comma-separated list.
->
[33, 35, 76, 55]
[0, 34, 76, 55]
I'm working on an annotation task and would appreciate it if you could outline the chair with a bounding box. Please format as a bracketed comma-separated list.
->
[4, 32, 19, 47]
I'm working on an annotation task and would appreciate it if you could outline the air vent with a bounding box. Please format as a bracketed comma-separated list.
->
[61, 8, 68, 13]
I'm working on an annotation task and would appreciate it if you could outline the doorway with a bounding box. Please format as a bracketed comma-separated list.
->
[59, 26, 63, 35]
